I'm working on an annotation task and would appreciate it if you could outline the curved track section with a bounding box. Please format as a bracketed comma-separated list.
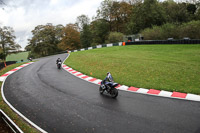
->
[3, 54, 200, 133]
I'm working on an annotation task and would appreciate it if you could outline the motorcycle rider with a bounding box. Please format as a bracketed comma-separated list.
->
[56, 58, 62, 64]
[102, 72, 114, 91]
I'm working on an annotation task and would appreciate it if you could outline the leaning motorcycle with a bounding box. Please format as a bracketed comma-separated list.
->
[57, 62, 61, 69]
[99, 81, 119, 98]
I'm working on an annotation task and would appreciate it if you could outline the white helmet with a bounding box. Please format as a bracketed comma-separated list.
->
[107, 72, 113, 82]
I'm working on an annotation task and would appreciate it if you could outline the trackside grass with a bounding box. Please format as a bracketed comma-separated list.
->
[0, 63, 39, 133]
[6, 51, 29, 62]
[65, 44, 200, 95]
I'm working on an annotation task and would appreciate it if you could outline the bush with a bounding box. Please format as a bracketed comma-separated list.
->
[161, 23, 179, 39]
[141, 23, 178, 40]
[107, 32, 124, 43]
[179, 20, 200, 39]
[141, 21, 200, 40]
[141, 26, 163, 40]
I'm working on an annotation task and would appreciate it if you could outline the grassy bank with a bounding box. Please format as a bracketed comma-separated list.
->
[0, 63, 39, 133]
[65, 44, 200, 95]
[6, 52, 29, 62]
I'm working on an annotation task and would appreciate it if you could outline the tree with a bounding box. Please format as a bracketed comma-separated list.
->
[0, 26, 19, 63]
[76, 15, 92, 48]
[96, 0, 132, 33]
[186, 3, 197, 21]
[25, 44, 32, 51]
[28, 23, 64, 58]
[14, 44, 22, 51]
[196, 8, 200, 20]
[55, 24, 65, 44]
[116, 1, 132, 33]
[90, 19, 110, 45]
[58, 24, 81, 51]
[76, 14, 90, 32]
[127, 0, 166, 34]
[162, 1, 191, 23]
[124, 0, 143, 5]
[96, 0, 114, 31]
[80, 24, 92, 48]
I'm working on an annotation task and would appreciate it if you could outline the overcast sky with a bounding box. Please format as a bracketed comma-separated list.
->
[0, 0, 102, 49]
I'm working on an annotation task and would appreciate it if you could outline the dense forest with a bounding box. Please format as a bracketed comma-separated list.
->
[23, 0, 200, 58]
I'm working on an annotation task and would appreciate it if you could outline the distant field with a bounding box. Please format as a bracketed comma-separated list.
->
[6, 52, 29, 62]
[65, 44, 200, 95]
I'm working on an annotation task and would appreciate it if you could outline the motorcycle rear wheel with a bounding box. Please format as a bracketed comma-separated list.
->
[57, 64, 61, 69]
[111, 88, 118, 98]
[99, 86, 104, 94]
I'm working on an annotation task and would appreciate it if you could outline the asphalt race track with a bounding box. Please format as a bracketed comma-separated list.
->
[3, 53, 200, 133]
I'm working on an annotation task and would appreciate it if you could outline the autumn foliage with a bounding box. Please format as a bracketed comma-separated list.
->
[58, 24, 81, 51]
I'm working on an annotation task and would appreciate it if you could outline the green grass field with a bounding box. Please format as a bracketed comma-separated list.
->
[65, 44, 200, 95]
[0, 63, 38, 132]
[6, 52, 29, 62]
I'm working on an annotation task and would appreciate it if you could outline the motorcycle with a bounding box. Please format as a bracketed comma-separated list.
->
[99, 81, 119, 98]
[57, 62, 61, 69]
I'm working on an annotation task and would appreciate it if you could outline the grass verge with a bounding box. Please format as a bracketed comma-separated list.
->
[6, 52, 29, 62]
[65, 44, 200, 95]
[0, 62, 39, 133]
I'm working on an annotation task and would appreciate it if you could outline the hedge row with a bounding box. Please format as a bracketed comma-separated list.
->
[141, 20, 200, 40]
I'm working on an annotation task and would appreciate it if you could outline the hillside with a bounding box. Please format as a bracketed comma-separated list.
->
[65, 45, 200, 94]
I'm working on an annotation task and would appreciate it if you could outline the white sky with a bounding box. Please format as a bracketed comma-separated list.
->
[0, 0, 102, 49]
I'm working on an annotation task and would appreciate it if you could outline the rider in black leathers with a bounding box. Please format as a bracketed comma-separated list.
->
[56, 58, 62, 64]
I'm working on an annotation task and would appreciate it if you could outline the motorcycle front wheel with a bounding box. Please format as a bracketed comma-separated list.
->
[110, 88, 118, 98]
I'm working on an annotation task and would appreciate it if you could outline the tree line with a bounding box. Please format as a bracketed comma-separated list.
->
[2, 0, 200, 59]
[24, 0, 200, 58]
